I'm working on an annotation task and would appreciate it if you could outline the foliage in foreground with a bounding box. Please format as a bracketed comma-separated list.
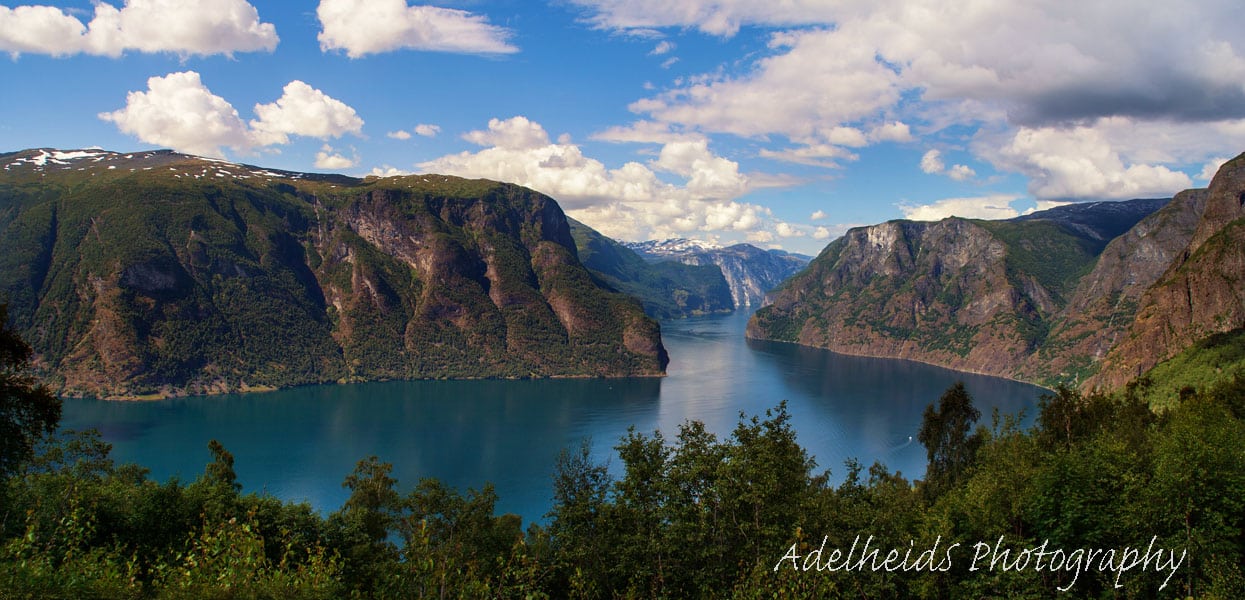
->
[1, 370, 1243, 597]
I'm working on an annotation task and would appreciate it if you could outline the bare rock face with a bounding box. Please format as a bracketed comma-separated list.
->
[0, 149, 666, 398]
[1088, 153, 1245, 390]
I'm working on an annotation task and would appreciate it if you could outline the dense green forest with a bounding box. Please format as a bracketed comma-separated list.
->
[1, 312, 1243, 598]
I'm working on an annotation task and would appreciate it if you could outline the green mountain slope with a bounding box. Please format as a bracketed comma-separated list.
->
[748, 197, 1172, 387]
[567, 218, 733, 319]
[0, 149, 668, 398]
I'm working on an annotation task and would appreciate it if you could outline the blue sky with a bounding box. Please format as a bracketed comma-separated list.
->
[2, 0, 1243, 255]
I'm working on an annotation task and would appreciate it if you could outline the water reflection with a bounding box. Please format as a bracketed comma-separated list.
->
[62, 311, 1044, 524]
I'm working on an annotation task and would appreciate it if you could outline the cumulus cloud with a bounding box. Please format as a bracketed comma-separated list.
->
[98, 71, 252, 158]
[920, 150, 945, 174]
[650, 40, 674, 55]
[868, 121, 913, 143]
[985, 121, 1194, 199]
[810, 209, 827, 221]
[100, 71, 364, 159]
[774, 222, 804, 238]
[0, 0, 278, 58]
[416, 116, 775, 242]
[812, 226, 832, 240]
[314, 144, 358, 169]
[250, 80, 364, 146]
[317, 0, 516, 57]
[899, 195, 1024, 221]
[387, 130, 412, 140]
[920, 149, 977, 181]
[413, 123, 441, 137]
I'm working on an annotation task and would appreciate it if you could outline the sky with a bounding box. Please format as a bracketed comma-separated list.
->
[2, 0, 1244, 255]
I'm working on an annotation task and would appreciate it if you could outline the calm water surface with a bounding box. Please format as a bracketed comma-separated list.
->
[61, 311, 1046, 523]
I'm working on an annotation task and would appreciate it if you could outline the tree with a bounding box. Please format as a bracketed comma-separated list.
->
[0, 304, 61, 478]
[918, 381, 983, 500]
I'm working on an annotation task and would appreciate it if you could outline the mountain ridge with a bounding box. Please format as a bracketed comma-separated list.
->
[0, 148, 668, 399]
[746, 176, 1240, 395]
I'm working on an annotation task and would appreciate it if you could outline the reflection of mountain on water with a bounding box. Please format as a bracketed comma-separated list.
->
[61, 311, 1041, 525]
[744, 336, 1043, 478]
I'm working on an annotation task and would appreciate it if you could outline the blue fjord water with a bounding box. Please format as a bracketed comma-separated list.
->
[60, 311, 1045, 524]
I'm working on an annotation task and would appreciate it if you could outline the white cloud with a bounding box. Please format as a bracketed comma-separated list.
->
[947, 164, 976, 181]
[660, 56, 679, 69]
[1198, 157, 1229, 182]
[462, 116, 550, 150]
[810, 209, 827, 221]
[98, 71, 251, 158]
[604, 1, 1245, 192]
[250, 80, 364, 146]
[920, 149, 945, 174]
[774, 222, 804, 238]
[314, 144, 357, 169]
[317, 0, 516, 57]
[650, 40, 674, 55]
[812, 226, 831, 240]
[0, 0, 278, 58]
[369, 165, 412, 177]
[101, 71, 365, 160]
[387, 130, 413, 140]
[868, 121, 913, 143]
[631, 28, 901, 142]
[417, 116, 774, 242]
[899, 195, 1024, 221]
[920, 149, 977, 181]
[985, 121, 1194, 199]
[413, 123, 441, 137]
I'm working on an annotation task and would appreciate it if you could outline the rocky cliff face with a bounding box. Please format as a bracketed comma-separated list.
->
[747, 197, 1173, 387]
[1088, 153, 1245, 389]
[0, 149, 667, 399]
[624, 240, 809, 308]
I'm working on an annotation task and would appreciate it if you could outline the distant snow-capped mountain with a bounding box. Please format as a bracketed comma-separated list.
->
[622, 239, 810, 308]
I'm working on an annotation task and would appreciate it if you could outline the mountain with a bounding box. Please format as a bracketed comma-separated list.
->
[0, 149, 668, 399]
[747, 195, 1180, 388]
[1019, 190, 1207, 383]
[1087, 153, 1245, 390]
[567, 220, 733, 320]
[623, 239, 811, 308]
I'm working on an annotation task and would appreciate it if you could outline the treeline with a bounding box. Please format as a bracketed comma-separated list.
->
[1, 324, 1243, 597]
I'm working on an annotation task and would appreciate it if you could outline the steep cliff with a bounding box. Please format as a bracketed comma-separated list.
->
[567, 219, 733, 319]
[1089, 153, 1245, 389]
[747, 198, 1168, 386]
[624, 240, 810, 308]
[1020, 190, 1207, 384]
[0, 149, 667, 399]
